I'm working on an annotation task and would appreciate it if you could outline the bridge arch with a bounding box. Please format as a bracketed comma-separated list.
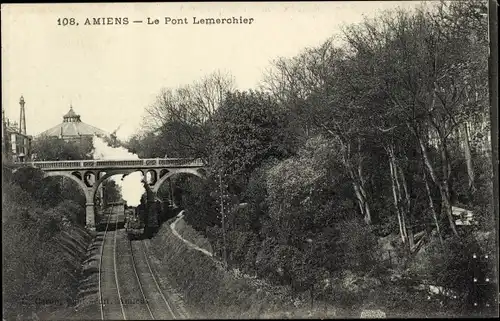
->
[43, 171, 95, 227]
[44, 171, 92, 202]
[90, 169, 137, 202]
[152, 168, 205, 194]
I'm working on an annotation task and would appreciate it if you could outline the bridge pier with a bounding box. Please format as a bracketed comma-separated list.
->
[85, 202, 95, 230]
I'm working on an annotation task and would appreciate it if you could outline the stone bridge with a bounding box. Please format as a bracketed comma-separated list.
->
[12, 158, 205, 229]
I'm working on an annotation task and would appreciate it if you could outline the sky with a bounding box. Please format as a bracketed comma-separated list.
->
[2, 1, 422, 141]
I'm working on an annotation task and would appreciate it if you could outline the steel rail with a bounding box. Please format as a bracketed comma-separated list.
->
[113, 216, 127, 320]
[129, 239, 155, 319]
[140, 240, 177, 318]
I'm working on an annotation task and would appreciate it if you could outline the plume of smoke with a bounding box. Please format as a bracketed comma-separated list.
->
[92, 136, 139, 160]
[92, 135, 145, 207]
[121, 172, 145, 207]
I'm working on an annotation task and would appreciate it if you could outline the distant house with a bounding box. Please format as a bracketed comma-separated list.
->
[5, 121, 32, 162]
[2, 96, 32, 162]
[452, 206, 476, 226]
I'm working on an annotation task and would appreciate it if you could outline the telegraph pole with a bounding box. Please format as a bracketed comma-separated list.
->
[219, 171, 228, 269]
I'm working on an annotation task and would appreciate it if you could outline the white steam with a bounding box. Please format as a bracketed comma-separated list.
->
[92, 135, 145, 207]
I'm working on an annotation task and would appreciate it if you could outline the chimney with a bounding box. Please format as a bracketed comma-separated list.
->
[19, 96, 26, 135]
[2, 108, 6, 154]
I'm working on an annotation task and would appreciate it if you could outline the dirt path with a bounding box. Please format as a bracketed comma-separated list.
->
[169, 211, 213, 257]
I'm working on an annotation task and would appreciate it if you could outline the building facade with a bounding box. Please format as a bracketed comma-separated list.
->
[2, 96, 32, 162]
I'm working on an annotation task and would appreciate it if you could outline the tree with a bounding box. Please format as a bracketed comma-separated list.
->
[182, 178, 221, 234]
[340, 1, 489, 236]
[32, 136, 93, 161]
[102, 179, 122, 204]
[266, 135, 355, 246]
[262, 39, 341, 143]
[209, 90, 296, 195]
[264, 40, 378, 225]
[126, 132, 163, 158]
[428, 0, 489, 196]
[143, 71, 236, 161]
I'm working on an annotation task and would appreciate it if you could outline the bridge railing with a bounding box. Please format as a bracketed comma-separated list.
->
[28, 160, 84, 169]
[15, 158, 204, 169]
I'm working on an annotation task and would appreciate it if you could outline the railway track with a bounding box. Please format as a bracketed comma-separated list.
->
[98, 209, 126, 320]
[97, 204, 180, 320]
[129, 239, 179, 319]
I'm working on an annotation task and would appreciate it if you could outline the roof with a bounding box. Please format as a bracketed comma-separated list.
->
[5, 125, 32, 138]
[63, 107, 79, 119]
[38, 122, 109, 138]
[37, 106, 109, 138]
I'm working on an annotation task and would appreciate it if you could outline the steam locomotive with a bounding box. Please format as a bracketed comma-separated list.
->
[125, 183, 163, 239]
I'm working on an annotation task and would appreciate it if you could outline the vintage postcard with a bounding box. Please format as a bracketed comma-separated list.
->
[2, 1, 498, 320]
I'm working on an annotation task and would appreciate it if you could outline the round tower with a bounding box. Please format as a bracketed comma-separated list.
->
[19, 96, 26, 135]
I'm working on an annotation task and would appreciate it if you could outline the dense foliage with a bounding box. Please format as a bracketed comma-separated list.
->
[32, 136, 94, 161]
[2, 168, 92, 319]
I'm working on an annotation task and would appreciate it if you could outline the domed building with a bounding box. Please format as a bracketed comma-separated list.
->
[37, 105, 109, 142]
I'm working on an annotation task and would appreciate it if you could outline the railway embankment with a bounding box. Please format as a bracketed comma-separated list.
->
[147, 214, 331, 319]
[2, 173, 95, 320]
[43, 225, 97, 320]
[68, 227, 106, 320]
[3, 209, 95, 320]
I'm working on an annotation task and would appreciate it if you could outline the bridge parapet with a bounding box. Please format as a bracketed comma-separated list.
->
[13, 158, 204, 171]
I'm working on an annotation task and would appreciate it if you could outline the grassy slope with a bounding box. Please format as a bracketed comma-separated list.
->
[174, 217, 213, 255]
[147, 219, 339, 319]
[8, 225, 95, 320]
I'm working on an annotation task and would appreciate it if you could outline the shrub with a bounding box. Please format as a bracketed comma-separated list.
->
[226, 230, 259, 268]
[334, 219, 380, 273]
[183, 179, 220, 234]
[56, 200, 85, 225]
[411, 231, 497, 316]
[370, 282, 450, 317]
